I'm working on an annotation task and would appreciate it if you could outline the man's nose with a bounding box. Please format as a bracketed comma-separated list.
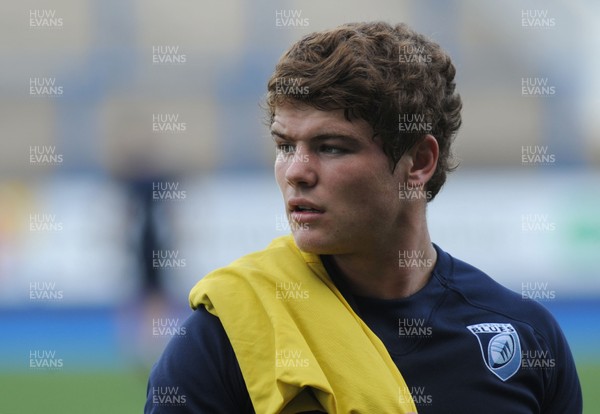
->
[284, 148, 317, 188]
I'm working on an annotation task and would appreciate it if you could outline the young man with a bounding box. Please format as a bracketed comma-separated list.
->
[146, 22, 582, 413]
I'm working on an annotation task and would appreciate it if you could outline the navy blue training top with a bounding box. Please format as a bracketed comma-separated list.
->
[145, 245, 582, 413]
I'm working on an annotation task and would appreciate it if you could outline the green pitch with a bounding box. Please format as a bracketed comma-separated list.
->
[0, 362, 598, 412]
[579, 362, 600, 412]
[0, 371, 147, 413]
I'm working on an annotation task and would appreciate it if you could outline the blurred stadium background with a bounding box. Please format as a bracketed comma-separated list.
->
[1, 0, 599, 412]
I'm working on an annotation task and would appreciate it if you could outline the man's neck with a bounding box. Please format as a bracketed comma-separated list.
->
[330, 219, 437, 300]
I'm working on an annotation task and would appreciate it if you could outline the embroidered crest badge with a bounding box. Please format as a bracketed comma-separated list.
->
[467, 323, 521, 381]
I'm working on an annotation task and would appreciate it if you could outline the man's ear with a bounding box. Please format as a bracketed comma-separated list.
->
[406, 134, 439, 186]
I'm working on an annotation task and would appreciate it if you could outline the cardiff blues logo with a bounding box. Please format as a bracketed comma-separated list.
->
[467, 323, 521, 381]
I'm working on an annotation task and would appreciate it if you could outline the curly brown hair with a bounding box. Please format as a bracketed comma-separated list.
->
[266, 21, 462, 201]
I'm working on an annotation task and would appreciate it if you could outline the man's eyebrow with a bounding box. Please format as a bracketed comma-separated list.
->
[270, 129, 363, 143]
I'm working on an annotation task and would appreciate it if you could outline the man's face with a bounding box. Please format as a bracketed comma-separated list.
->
[273, 102, 409, 255]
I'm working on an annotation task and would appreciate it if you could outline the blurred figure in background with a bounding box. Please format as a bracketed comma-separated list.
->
[103, 108, 189, 371]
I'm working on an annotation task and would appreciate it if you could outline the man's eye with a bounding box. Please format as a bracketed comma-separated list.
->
[321, 145, 346, 154]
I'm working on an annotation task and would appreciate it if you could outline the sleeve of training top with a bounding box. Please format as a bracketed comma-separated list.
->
[540, 319, 583, 414]
[144, 306, 255, 414]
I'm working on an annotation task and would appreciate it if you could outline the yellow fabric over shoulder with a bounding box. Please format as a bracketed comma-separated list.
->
[189, 235, 418, 414]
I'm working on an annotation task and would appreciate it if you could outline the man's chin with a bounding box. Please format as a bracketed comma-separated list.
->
[290, 230, 336, 255]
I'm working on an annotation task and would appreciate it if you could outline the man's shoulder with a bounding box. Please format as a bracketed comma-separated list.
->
[436, 246, 560, 335]
[145, 307, 254, 413]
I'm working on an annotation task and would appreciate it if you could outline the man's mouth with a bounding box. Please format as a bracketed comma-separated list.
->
[287, 199, 325, 226]
[294, 205, 323, 213]
[288, 198, 325, 214]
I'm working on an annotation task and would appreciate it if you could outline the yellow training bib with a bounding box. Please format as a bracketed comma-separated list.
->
[189, 235, 418, 414]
